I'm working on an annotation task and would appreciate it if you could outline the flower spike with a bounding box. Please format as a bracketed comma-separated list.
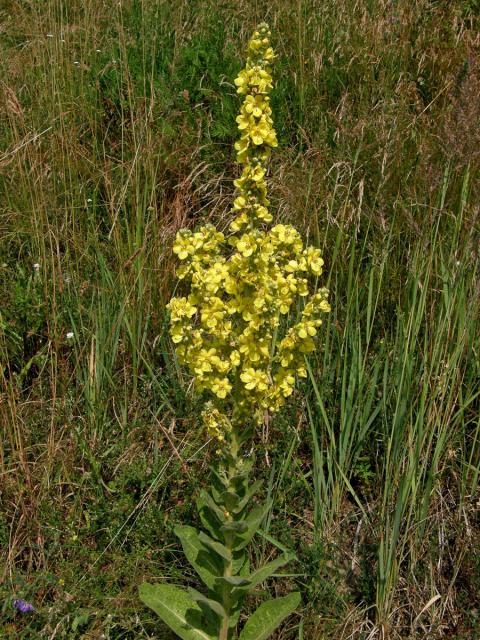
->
[167, 24, 330, 443]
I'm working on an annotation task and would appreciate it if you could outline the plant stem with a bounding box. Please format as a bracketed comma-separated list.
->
[219, 537, 233, 640]
[219, 428, 240, 640]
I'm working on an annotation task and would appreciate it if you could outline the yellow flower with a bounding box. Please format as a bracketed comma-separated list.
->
[202, 406, 230, 441]
[255, 205, 272, 222]
[167, 297, 197, 320]
[276, 371, 295, 398]
[285, 260, 299, 273]
[240, 368, 269, 391]
[193, 348, 216, 375]
[233, 195, 247, 210]
[236, 233, 257, 257]
[173, 230, 194, 260]
[236, 114, 250, 130]
[230, 213, 249, 232]
[271, 224, 301, 246]
[251, 165, 266, 181]
[297, 321, 317, 339]
[211, 377, 232, 399]
[304, 246, 324, 275]
[244, 94, 264, 116]
[200, 297, 225, 329]
[239, 332, 269, 363]
[319, 299, 331, 313]
[234, 70, 249, 94]
[170, 324, 185, 344]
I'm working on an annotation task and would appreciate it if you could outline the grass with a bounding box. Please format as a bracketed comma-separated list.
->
[1, 0, 479, 638]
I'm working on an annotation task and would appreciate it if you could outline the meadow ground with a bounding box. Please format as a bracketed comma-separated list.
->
[1, 1, 479, 638]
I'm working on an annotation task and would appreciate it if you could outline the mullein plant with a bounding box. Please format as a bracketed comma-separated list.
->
[139, 23, 330, 640]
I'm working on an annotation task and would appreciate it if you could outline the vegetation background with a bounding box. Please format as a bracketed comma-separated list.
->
[1, 0, 479, 638]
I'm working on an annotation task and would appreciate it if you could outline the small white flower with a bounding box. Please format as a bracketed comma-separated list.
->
[87, 198, 92, 203]
[96, 49, 101, 53]
[66, 332, 74, 340]
[33, 263, 40, 271]
[74, 61, 80, 65]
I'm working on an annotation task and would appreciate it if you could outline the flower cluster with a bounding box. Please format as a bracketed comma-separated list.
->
[13, 599, 35, 614]
[167, 24, 330, 440]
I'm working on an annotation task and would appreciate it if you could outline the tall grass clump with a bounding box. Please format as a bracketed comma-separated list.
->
[304, 166, 479, 635]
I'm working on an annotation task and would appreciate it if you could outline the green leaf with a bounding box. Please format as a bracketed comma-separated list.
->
[210, 467, 232, 491]
[219, 490, 241, 511]
[175, 525, 221, 590]
[229, 605, 242, 629]
[139, 583, 216, 640]
[238, 554, 250, 576]
[232, 549, 248, 575]
[247, 553, 295, 588]
[215, 575, 250, 587]
[257, 529, 291, 553]
[198, 489, 226, 522]
[234, 500, 272, 550]
[221, 521, 248, 534]
[238, 592, 301, 640]
[198, 531, 232, 561]
[197, 498, 220, 539]
[188, 588, 226, 618]
[232, 479, 263, 514]
[232, 553, 294, 597]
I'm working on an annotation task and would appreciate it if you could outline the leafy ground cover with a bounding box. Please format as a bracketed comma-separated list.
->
[1, 1, 479, 638]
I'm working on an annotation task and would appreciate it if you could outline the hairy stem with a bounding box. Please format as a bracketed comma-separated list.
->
[219, 535, 233, 640]
[219, 428, 241, 640]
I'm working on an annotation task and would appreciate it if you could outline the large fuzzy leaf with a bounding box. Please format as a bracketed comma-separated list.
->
[139, 583, 216, 640]
[238, 592, 301, 640]
[175, 526, 221, 590]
